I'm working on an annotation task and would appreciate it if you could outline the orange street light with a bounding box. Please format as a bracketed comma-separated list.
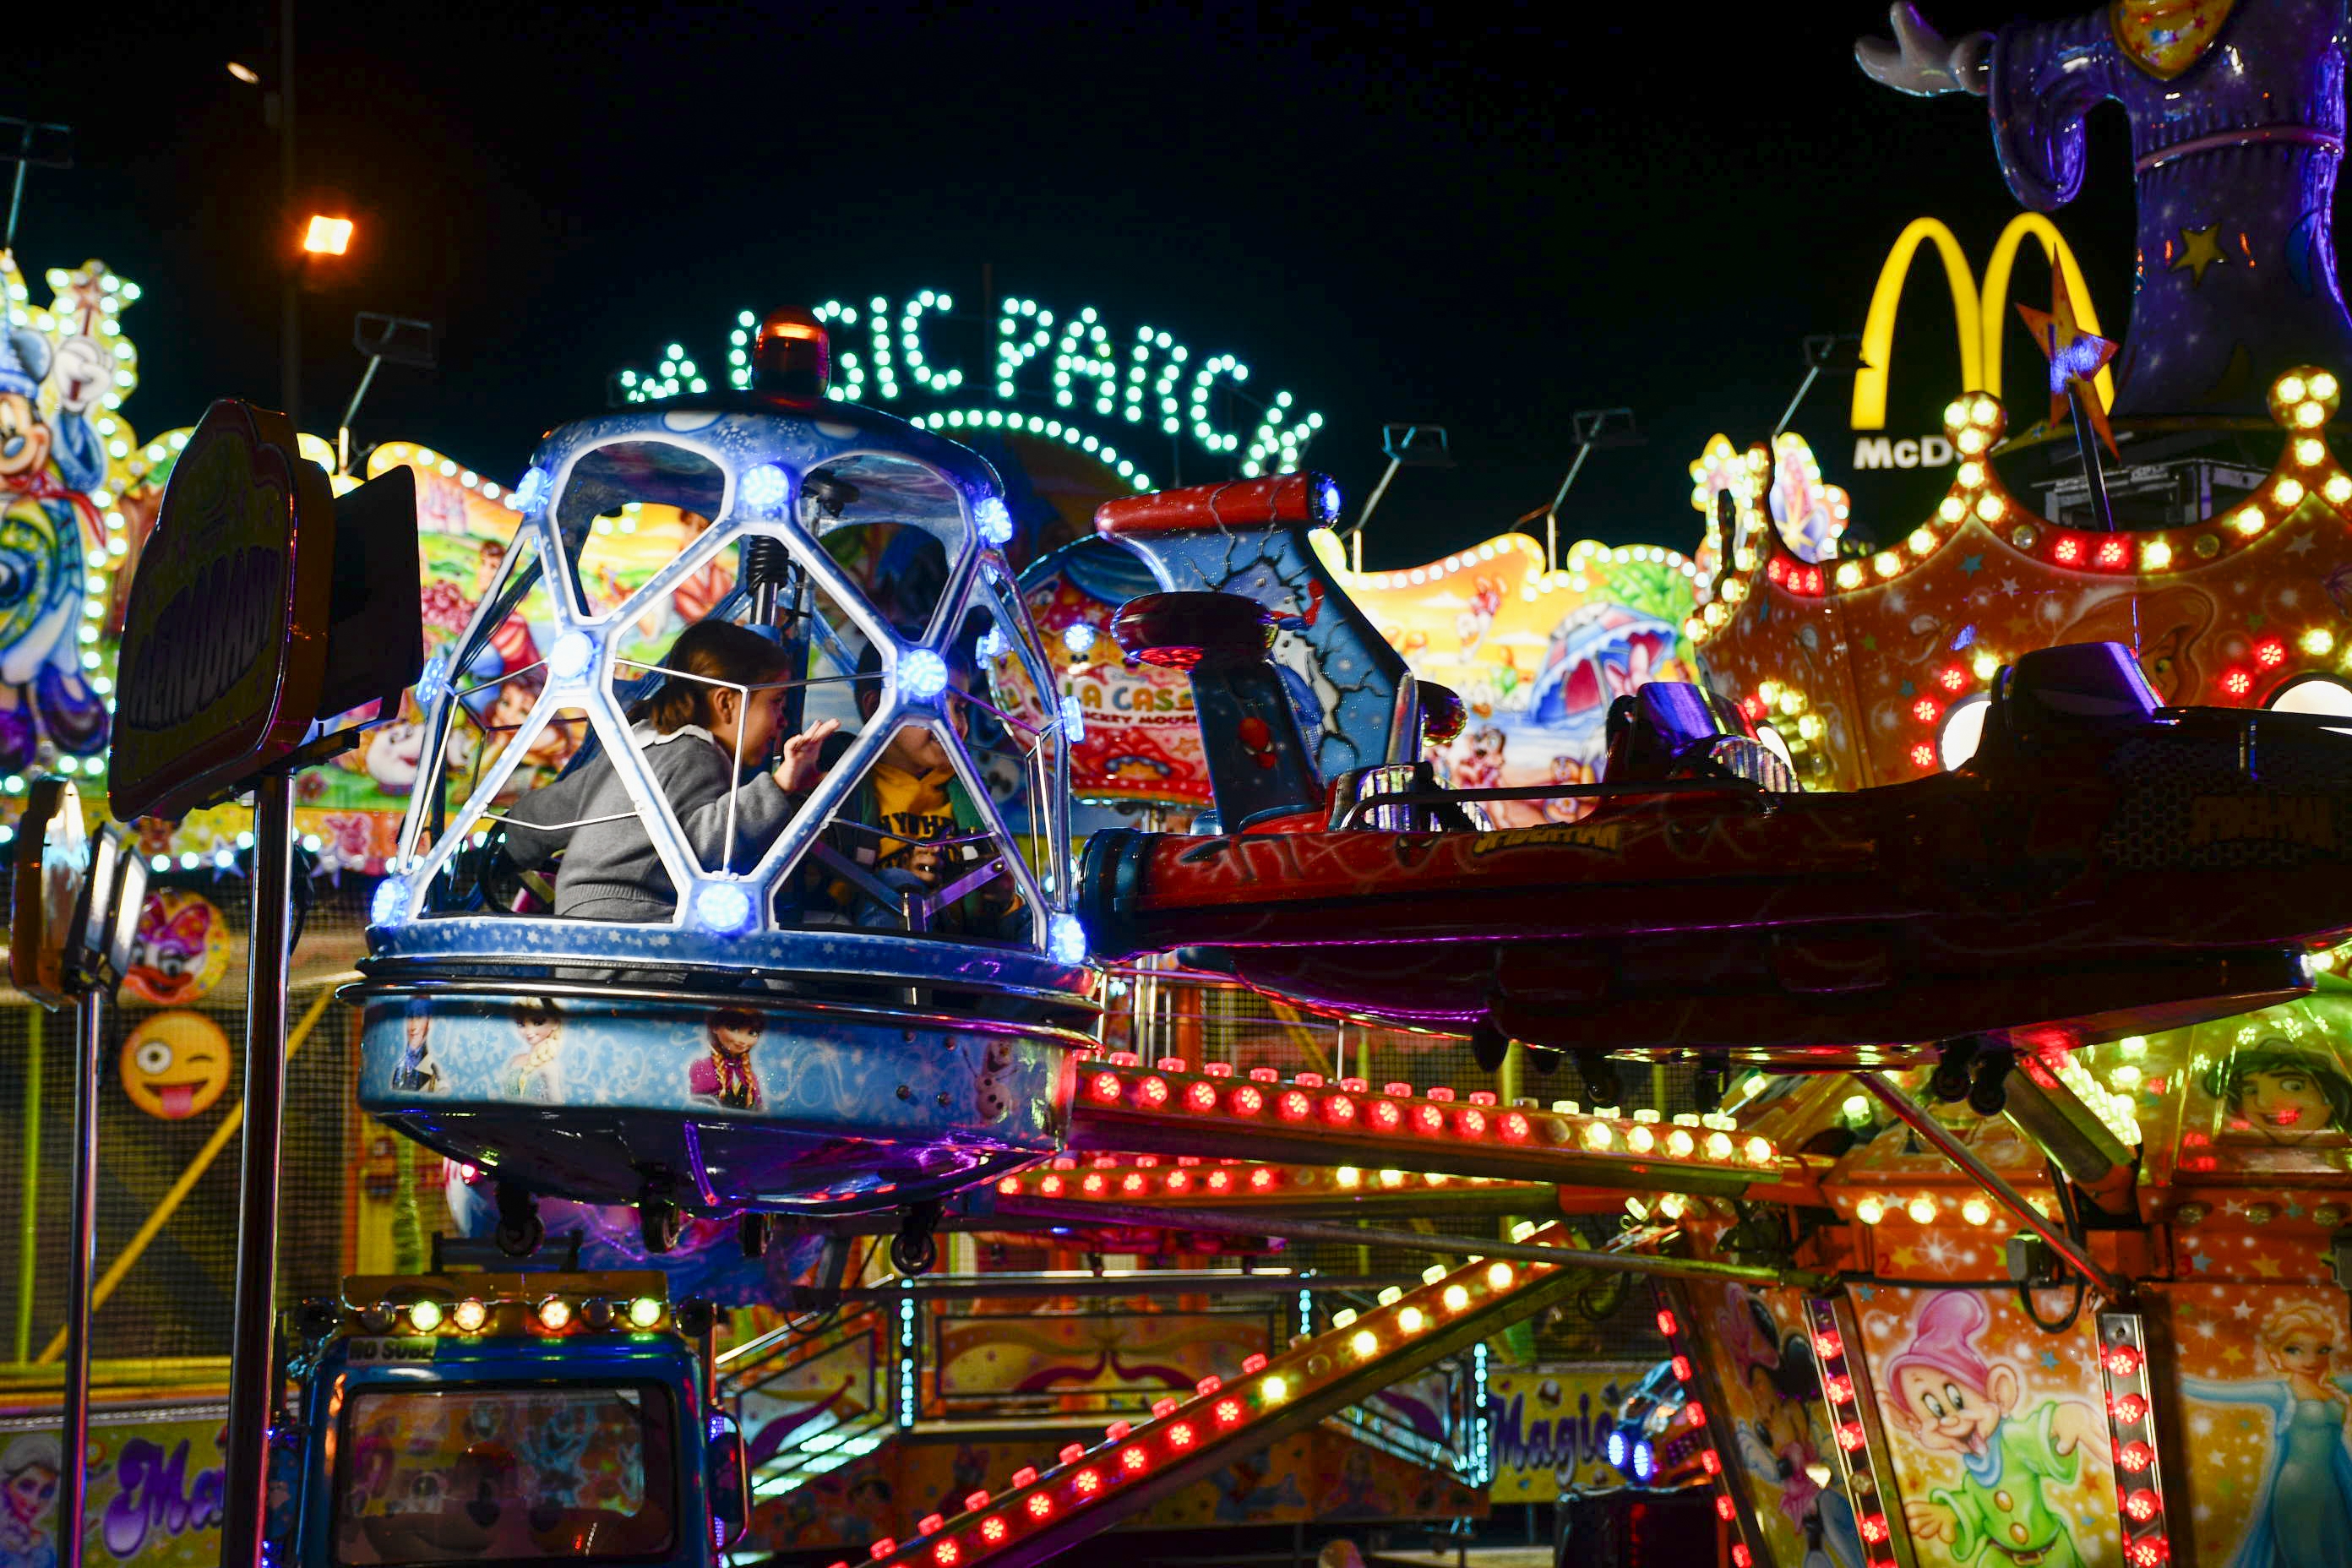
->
[226, 61, 261, 85]
[302, 215, 352, 256]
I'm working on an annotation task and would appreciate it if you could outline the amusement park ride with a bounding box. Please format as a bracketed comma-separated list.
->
[11, 3, 2352, 1567]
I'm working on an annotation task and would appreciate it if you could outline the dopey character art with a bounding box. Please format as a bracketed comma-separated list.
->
[1886, 1292, 2110, 1568]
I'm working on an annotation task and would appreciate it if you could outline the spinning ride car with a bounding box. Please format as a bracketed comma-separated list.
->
[350, 314, 1093, 1262]
[1076, 484, 2352, 1068]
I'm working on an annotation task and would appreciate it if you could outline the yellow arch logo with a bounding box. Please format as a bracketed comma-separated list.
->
[1851, 215, 2115, 429]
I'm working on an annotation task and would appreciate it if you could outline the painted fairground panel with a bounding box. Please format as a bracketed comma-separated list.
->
[331, 1382, 675, 1564]
[1850, 1286, 2121, 1568]
[928, 1307, 1277, 1415]
[1488, 1366, 1652, 1501]
[1014, 538, 1207, 808]
[1685, 1282, 1867, 1568]
[1315, 531, 1702, 819]
[2077, 993, 2352, 1189]
[2147, 1283, 2352, 1568]
[744, 1427, 1482, 1550]
[0, 1409, 230, 1568]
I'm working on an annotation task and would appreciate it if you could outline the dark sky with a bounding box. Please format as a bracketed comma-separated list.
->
[23, 3, 2158, 568]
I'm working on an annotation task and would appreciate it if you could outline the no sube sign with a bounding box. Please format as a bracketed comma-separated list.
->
[108, 400, 336, 822]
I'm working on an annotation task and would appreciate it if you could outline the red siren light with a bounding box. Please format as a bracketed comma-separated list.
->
[755, 306, 831, 398]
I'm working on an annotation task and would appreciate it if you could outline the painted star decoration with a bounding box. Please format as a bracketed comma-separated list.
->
[2173, 222, 2228, 286]
[2017, 270, 2121, 458]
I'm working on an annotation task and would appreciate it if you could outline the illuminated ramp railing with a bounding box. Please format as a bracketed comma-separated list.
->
[832, 1222, 1601, 1568]
[1061, 1054, 1782, 1194]
[722, 1303, 895, 1498]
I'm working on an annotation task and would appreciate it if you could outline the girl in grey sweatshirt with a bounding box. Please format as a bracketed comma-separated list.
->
[500, 620, 836, 923]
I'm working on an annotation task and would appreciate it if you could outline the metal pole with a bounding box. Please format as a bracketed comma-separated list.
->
[1543, 444, 1592, 574]
[1854, 1070, 2129, 1299]
[2066, 383, 2117, 532]
[14, 1005, 41, 1364]
[1347, 456, 1404, 574]
[336, 355, 382, 476]
[1772, 364, 1825, 439]
[57, 990, 101, 1568]
[3, 123, 29, 254]
[994, 1196, 1822, 1288]
[220, 773, 296, 1568]
[277, 0, 298, 425]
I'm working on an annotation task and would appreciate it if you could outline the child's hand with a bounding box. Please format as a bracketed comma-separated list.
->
[775, 719, 841, 792]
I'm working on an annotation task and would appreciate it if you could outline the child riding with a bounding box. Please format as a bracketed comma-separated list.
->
[502, 619, 836, 922]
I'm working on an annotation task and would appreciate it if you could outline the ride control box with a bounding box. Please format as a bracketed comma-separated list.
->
[276, 1271, 747, 1568]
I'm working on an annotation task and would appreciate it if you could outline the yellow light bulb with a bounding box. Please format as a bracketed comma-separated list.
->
[1855, 1197, 1886, 1224]
[1961, 1198, 1993, 1227]
[1398, 1306, 1426, 1334]
[1487, 1262, 1514, 1289]
[1442, 1284, 1470, 1313]
[1350, 1329, 1379, 1358]
[1906, 1196, 1937, 1224]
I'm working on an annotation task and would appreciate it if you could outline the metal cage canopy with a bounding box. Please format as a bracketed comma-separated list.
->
[348, 396, 1098, 1220]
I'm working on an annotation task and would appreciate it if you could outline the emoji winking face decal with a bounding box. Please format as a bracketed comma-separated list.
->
[119, 1010, 231, 1120]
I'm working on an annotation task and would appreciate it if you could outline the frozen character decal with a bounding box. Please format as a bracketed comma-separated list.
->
[391, 1004, 442, 1093]
[1886, 1293, 2110, 1568]
[504, 999, 564, 1102]
[2204, 1043, 2352, 1149]
[0, 1433, 62, 1568]
[520, 1398, 592, 1533]
[0, 321, 110, 773]
[689, 1008, 763, 1112]
[2179, 1299, 2352, 1568]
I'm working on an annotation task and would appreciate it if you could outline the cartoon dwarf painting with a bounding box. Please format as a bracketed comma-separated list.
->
[1886, 1292, 2111, 1568]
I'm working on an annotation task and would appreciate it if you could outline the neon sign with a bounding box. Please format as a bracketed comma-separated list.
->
[1851, 215, 2114, 430]
[615, 292, 1325, 493]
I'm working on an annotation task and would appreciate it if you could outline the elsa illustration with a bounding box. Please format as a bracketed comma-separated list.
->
[2180, 1299, 2352, 1568]
[504, 999, 564, 1102]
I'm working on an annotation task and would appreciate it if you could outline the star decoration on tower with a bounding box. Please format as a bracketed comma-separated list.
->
[2172, 222, 2228, 286]
[2017, 270, 2121, 458]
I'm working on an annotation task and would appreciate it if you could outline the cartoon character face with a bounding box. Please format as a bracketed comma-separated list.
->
[2271, 1328, 2338, 1376]
[0, 395, 51, 479]
[2243, 1068, 2336, 1131]
[367, 721, 426, 795]
[514, 1012, 560, 1051]
[1892, 1364, 2014, 1457]
[710, 1021, 760, 1059]
[120, 1012, 233, 1119]
[3, 1462, 57, 1526]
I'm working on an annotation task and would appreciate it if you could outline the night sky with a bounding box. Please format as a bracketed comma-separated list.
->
[23, 4, 2195, 568]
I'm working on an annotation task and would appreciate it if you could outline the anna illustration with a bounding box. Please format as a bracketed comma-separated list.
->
[689, 1008, 763, 1111]
[2203, 1043, 2352, 1149]
[1886, 1292, 2109, 1568]
[504, 1000, 564, 1102]
[0, 1433, 62, 1568]
[2179, 1299, 2352, 1568]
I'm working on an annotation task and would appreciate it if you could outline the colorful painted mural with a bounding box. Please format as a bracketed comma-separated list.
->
[1486, 1366, 1652, 1500]
[1684, 1285, 1865, 1568]
[930, 1309, 1276, 1414]
[1850, 1288, 2122, 1568]
[1315, 530, 1703, 824]
[743, 1427, 1483, 1553]
[0, 1408, 232, 1568]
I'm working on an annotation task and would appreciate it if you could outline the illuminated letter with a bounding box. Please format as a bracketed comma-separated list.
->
[1921, 434, 1954, 466]
[1893, 438, 1920, 467]
[994, 297, 1054, 401]
[1854, 437, 1895, 469]
[899, 290, 963, 393]
[1054, 307, 1119, 415]
[1853, 218, 1984, 430]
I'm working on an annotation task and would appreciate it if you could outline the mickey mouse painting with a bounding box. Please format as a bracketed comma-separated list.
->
[0, 318, 109, 771]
